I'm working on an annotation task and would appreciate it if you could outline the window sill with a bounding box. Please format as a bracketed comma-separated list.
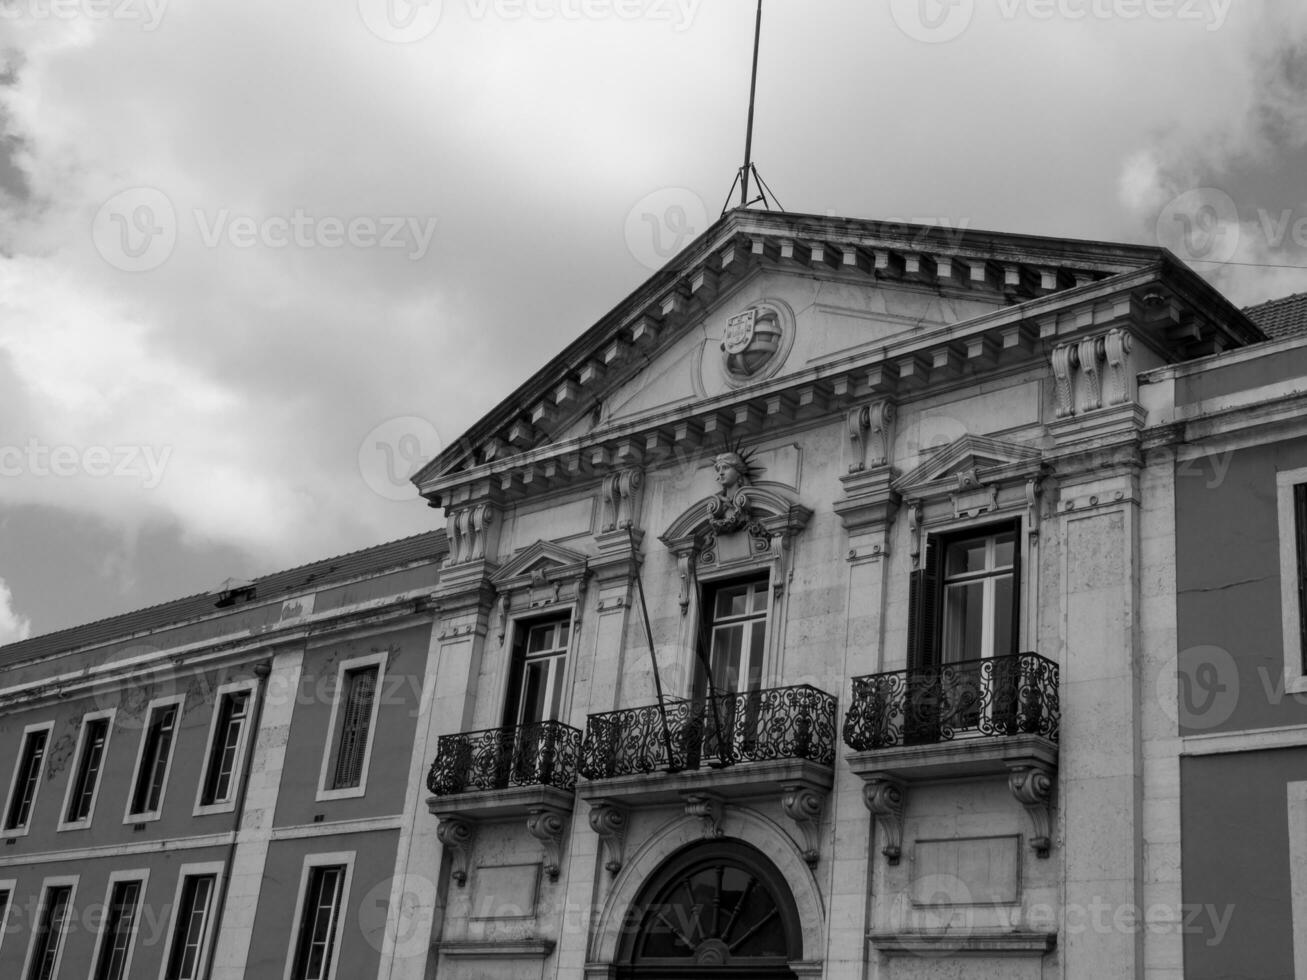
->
[315, 785, 367, 803]
[846, 733, 1058, 783]
[869, 930, 1057, 956]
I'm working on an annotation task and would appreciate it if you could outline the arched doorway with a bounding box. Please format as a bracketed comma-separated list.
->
[615, 840, 802, 979]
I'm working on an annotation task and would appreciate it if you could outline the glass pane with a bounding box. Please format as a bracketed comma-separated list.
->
[746, 622, 765, 691]
[520, 661, 547, 724]
[547, 658, 565, 720]
[710, 624, 745, 691]
[715, 584, 750, 620]
[946, 538, 988, 576]
[749, 581, 768, 614]
[994, 533, 1016, 569]
[943, 581, 984, 662]
[994, 574, 1014, 655]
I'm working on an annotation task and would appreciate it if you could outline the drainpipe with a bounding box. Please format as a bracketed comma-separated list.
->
[203, 658, 273, 980]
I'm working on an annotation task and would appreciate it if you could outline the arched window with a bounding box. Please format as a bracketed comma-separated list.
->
[617, 840, 801, 978]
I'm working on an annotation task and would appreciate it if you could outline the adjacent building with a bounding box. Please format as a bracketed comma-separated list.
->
[2, 209, 1307, 979]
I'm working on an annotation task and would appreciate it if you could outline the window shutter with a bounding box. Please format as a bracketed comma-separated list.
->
[907, 538, 940, 671]
[1296, 484, 1307, 670]
[333, 668, 377, 789]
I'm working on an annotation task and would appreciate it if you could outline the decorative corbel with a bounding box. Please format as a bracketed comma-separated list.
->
[1025, 477, 1042, 539]
[588, 801, 629, 875]
[436, 816, 477, 886]
[847, 400, 896, 473]
[683, 794, 725, 838]
[863, 777, 906, 865]
[867, 400, 896, 468]
[1077, 336, 1105, 412]
[676, 551, 694, 616]
[1104, 328, 1134, 406]
[602, 468, 645, 532]
[495, 592, 510, 645]
[1051, 343, 1080, 419]
[907, 502, 924, 569]
[1007, 763, 1055, 859]
[847, 405, 870, 473]
[526, 805, 570, 882]
[781, 784, 827, 867]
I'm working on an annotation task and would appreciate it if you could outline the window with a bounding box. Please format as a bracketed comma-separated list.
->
[126, 698, 182, 819]
[61, 712, 113, 828]
[162, 871, 217, 980]
[91, 875, 145, 980]
[903, 520, 1021, 743]
[503, 616, 570, 728]
[24, 881, 74, 980]
[288, 863, 349, 980]
[318, 652, 386, 800]
[0, 879, 13, 956]
[4, 723, 53, 833]
[198, 686, 252, 809]
[1276, 469, 1307, 694]
[694, 574, 770, 699]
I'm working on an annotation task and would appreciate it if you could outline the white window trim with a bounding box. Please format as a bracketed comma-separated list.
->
[683, 567, 775, 697]
[2, 720, 56, 838]
[57, 709, 117, 833]
[123, 694, 186, 825]
[496, 609, 578, 728]
[192, 680, 258, 817]
[316, 651, 388, 802]
[282, 851, 355, 980]
[155, 861, 224, 980]
[85, 868, 149, 980]
[1276, 468, 1307, 694]
[0, 876, 15, 957]
[19, 874, 78, 980]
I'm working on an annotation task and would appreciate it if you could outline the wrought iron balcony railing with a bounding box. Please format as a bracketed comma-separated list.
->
[579, 684, 837, 780]
[427, 720, 583, 797]
[842, 653, 1060, 751]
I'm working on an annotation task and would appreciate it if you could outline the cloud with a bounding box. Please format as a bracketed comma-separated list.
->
[0, 578, 32, 644]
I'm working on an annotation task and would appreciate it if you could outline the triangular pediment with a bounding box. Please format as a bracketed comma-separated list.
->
[490, 540, 589, 586]
[413, 208, 1259, 507]
[893, 435, 1043, 497]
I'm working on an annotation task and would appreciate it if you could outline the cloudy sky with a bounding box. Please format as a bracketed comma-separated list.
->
[0, 0, 1304, 640]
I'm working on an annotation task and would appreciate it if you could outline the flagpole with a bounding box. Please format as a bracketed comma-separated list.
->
[627, 526, 678, 770]
[739, 0, 763, 208]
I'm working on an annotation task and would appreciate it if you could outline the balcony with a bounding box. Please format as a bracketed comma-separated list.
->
[842, 653, 1060, 860]
[843, 652, 1059, 753]
[428, 720, 582, 799]
[426, 721, 582, 884]
[581, 684, 837, 781]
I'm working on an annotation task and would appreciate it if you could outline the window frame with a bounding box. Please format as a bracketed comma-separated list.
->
[156, 862, 222, 980]
[693, 571, 772, 699]
[87, 869, 149, 980]
[501, 612, 574, 730]
[0, 876, 16, 958]
[57, 709, 116, 832]
[282, 851, 355, 980]
[1276, 468, 1307, 694]
[20, 875, 78, 980]
[3, 721, 56, 837]
[192, 680, 257, 816]
[123, 694, 186, 824]
[316, 651, 388, 802]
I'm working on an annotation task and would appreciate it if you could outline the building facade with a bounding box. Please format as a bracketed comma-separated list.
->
[0, 533, 446, 980]
[408, 209, 1267, 980]
[2, 209, 1306, 980]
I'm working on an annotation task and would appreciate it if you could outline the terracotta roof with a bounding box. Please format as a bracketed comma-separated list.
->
[0, 529, 447, 665]
[1245, 291, 1307, 341]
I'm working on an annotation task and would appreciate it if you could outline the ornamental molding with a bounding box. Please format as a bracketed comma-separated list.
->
[435, 815, 477, 886]
[525, 805, 570, 881]
[587, 800, 630, 875]
[1051, 327, 1137, 418]
[780, 783, 827, 867]
[862, 776, 906, 865]
[713, 298, 797, 390]
[660, 469, 811, 616]
[489, 540, 591, 643]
